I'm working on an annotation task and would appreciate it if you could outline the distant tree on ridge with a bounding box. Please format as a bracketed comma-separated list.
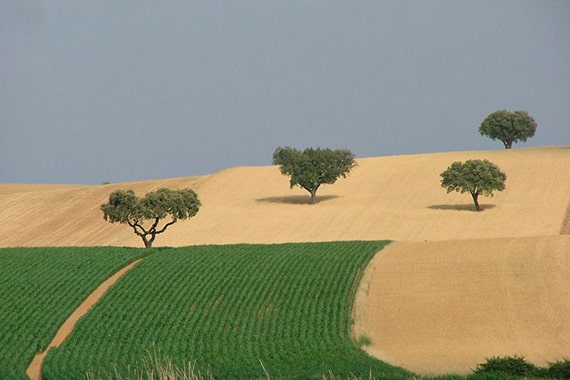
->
[479, 110, 537, 149]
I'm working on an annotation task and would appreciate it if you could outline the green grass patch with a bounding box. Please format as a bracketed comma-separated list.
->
[357, 335, 372, 347]
[43, 241, 411, 379]
[0, 247, 148, 379]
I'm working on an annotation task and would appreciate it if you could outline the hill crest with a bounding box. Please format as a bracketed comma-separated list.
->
[1, 146, 568, 248]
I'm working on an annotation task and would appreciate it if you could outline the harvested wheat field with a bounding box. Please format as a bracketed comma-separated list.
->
[354, 235, 570, 375]
[2, 146, 570, 375]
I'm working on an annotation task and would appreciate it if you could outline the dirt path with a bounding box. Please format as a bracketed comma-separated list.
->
[26, 259, 142, 380]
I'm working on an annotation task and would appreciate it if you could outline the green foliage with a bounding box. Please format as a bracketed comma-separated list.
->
[440, 159, 506, 211]
[0, 247, 147, 379]
[0, 359, 28, 380]
[43, 241, 411, 379]
[466, 356, 570, 379]
[544, 358, 570, 379]
[467, 373, 520, 380]
[472, 355, 540, 378]
[101, 189, 142, 223]
[479, 110, 537, 149]
[101, 188, 201, 247]
[273, 146, 357, 204]
[357, 335, 372, 347]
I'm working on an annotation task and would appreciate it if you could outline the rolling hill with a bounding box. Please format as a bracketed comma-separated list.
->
[2, 146, 569, 375]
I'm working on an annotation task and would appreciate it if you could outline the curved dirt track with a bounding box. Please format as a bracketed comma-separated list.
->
[26, 260, 142, 380]
[2, 146, 570, 375]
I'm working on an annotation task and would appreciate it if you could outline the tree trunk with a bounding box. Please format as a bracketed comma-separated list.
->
[309, 188, 318, 204]
[471, 192, 481, 211]
[141, 235, 153, 248]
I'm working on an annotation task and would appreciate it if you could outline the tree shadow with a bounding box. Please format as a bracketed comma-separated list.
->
[428, 204, 496, 212]
[256, 195, 339, 205]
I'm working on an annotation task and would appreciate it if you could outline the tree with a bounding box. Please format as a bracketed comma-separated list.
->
[101, 188, 201, 248]
[479, 110, 537, 149]
[272, 146, 357, 204]
[440, 159, 506, 211]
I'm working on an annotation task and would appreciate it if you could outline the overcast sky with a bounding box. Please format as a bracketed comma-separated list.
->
[2, 1, 569, 184]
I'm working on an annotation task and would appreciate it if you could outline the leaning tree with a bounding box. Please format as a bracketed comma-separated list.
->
[272, 146, 357, 204]
[101, 187, 201, 248]
[479, 110, 537, 149]
[440, 159, 506, 211]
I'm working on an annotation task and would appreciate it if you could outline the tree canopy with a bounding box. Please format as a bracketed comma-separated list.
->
[101, 188, 201, 248]
[272, 146, 357, 204]
[440, 159, 506, 211]
[479, 110, 537, 149]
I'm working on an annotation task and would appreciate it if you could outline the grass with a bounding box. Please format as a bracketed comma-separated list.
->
[85, 354, 570, 380]
[0, 247, 148, 379]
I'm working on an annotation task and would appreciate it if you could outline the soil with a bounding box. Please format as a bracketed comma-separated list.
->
[356, 236, 570, 375]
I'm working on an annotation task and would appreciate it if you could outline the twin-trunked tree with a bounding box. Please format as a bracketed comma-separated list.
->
[101, 188, 201, 248]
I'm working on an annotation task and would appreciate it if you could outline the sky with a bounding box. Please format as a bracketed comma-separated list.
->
[1, 1, 569, 184]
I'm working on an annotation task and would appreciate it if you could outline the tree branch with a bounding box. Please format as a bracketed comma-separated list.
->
[128, 220, 148, 237]
[143, 217, 160, 235]
[155, 218, 177, 235]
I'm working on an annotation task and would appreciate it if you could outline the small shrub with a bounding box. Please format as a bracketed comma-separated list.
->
[357, 335, 372, 347]
[467, 373, 518, 380]
[545, 358, 570, 379]
[472, 355, 539, 377]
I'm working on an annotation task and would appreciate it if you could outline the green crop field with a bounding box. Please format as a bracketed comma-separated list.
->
[0, 247, 148, 380]
[38, 241, 411, 379]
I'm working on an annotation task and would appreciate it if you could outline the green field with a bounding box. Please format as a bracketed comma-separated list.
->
[0, 247, 148, 379]
[1, 242, 415, 379]
[45, 241, 412, 379]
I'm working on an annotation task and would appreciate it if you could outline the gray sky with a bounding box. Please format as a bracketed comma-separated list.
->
[2, 1, 569, 184]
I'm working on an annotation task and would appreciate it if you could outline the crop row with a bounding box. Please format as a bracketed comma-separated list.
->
[43, 241, 409, 379]
[0, 247, 148, 379]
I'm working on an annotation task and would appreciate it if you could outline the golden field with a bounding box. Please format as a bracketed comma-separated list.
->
[2, 146, 569, 375]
